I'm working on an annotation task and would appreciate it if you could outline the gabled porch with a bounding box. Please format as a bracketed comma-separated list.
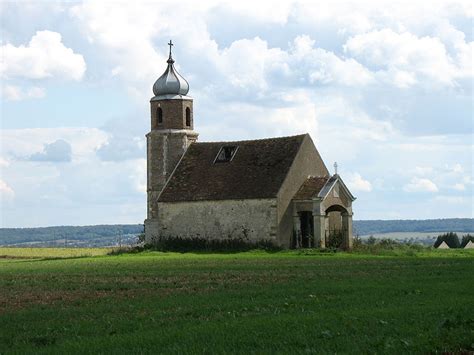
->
[291, 174, 356, 249]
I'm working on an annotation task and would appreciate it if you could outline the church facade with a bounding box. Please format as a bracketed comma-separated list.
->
[144, 43, 355, 249]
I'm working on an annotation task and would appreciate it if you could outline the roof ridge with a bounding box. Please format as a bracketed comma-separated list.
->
[195, 133, 308, 145]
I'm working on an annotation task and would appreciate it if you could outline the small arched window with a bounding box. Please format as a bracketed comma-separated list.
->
[185, 107, 191, 127]
[157, 107, 163, 124]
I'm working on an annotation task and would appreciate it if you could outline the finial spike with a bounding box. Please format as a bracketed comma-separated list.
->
[168, 40, 173, 58]
[334, 162, 338, 175]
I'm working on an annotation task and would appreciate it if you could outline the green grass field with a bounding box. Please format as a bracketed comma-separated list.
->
[0, 248, 473, 354]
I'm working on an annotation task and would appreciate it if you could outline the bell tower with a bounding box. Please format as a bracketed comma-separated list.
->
[145, 41, 198, 240]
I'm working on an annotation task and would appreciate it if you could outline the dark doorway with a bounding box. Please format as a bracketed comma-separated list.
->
[299, 211, 314, 248]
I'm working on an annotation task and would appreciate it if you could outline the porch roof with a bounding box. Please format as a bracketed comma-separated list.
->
[293, 176, 329, 200]
[293, 174, 356, 201]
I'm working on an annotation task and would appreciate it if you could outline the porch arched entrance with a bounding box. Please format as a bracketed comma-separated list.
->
[324, 204, 350, 249]
[292, 174, 355, 250]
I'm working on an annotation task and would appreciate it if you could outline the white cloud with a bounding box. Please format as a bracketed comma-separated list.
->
[0, 158, 10, 168]
[70, 2, 163, 86]
[197, 90, 319, 141]
[414, 166, 434, 176]
[452, 183, 465, 191]
[451, 163, 464, 173]
[214, 0, 292, 24]
[434, 195, 465, 204]
[214, 35, 374, 94]
[94, 116, 147, 162]
[0, 179, 15, 200]
[1, 158, 147, 227]
[346, 173, 372, 192]
[23, 86, 45, 99]
[2, 128, 108, 162]
[462, 176, 473, 185]
[403, 177, 438, 192]
[344, 28, 469, 88]
[217, 37, 277, 92]
[70, 1, 376, 100]
[97, 135, 145, 161]
[1, 30, 86, 81]
[292, 35, 374, 87]
[29, 139, 72, 162]
[1, 127, 146, 226]
[129, 158, 147, 194]
[2, 85, 46, 101]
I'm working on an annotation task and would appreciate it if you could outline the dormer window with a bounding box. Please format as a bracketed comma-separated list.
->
[215, 146, 238, 163]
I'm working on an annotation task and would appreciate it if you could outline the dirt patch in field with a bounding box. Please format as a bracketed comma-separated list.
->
[0, 287, 187, 314]
[0, 271, 292, 313]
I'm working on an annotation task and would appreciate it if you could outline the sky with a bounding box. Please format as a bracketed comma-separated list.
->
[0, 0, 473, 227]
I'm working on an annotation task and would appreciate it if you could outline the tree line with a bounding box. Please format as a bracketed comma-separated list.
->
[353, 218, 473, 236]
[0, 224, 144, 245]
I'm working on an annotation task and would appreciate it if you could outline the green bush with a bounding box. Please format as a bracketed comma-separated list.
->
[353, 235, 363, 248]
[352, 237, 426, 255]
[326, 230, 345, 249]
[378, 238, 400, 248]
[366, 236, 377, 245]
[148, 236, 281, 253]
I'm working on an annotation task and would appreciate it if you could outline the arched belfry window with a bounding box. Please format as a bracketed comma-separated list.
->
[185, 107, 191, 127]
[157, 107, 163, 124]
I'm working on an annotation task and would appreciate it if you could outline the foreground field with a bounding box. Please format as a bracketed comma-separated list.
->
[0, 247, 111, 259]
[0, 249, 473, 354]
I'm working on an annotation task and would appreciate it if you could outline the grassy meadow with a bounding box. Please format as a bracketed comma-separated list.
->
[0, 248, 473, 354]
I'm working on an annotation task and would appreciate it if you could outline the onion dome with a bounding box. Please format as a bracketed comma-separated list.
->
[152, 40, 189, 97]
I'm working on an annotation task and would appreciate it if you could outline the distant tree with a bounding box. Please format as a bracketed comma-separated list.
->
[435, 232, 460, 248]
[366, 236, 377, 245]
[444, 232, 460, 248]
[379, 238, 399, 247]
[353, 218, 474, 235]
[460, 234, 474, 248]
[433, 236, 444, 248]
[353, 235, 363, 248]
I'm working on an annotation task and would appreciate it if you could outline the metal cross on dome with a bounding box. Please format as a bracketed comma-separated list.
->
[334, 162, 338, 175]
[168, 40, 173, 56]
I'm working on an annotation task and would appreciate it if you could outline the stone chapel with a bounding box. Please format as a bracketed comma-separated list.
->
[144, 42, 355, 249]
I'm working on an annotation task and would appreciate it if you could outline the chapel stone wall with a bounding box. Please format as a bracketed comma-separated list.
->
[276, 134, 329, 247]
[146, 199, 277, 244]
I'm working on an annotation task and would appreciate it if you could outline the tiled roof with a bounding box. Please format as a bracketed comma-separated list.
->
[158, 134, 306, 202]
[293, 176, 330, 200]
